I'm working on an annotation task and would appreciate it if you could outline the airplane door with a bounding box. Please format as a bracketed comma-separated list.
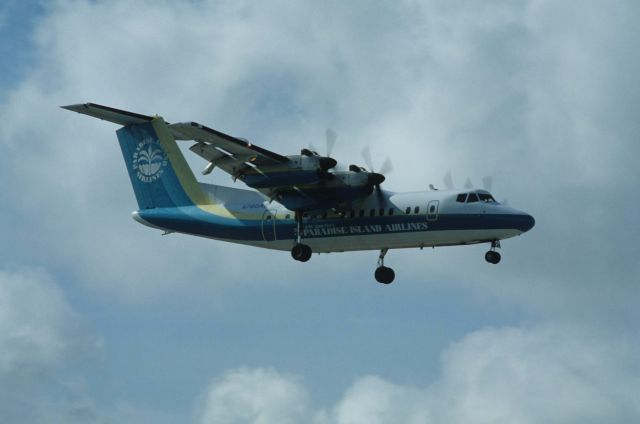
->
[261, 209, 277, 241]
[427, 200, 439, 221]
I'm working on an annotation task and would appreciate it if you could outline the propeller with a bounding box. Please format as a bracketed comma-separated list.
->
[361, 146, 393, 203]
[481, 176, 493, 192]
[308, 128, 338, 171]
[443, 171, 454, 190]
[361, 146, 393, 176]
[443, 172, 494, 191]
[441, 172, 506, 204]
[464, 177, 473, 189]
[325, 129, 336, 157]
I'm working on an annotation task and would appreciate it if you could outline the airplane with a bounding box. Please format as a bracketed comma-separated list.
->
[62, 103, 535, 284]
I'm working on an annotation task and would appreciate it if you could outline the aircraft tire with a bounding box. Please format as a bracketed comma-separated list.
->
[375, 266, 395, 284]
[485, 251, 501, 264]
[291, 243, 312, 262]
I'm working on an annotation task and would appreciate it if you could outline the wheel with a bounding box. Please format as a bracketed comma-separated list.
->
[374, 266, 395, 284]
[485, 251, 501, 264]
[291, 243, 312, 262]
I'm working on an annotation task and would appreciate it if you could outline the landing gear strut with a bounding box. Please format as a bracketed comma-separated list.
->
[291, 211, 312, 262]
[374, 248, 395, 284]
[485, 240, 501, 264]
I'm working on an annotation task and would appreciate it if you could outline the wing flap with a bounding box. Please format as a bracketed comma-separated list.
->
[169, 122, 288, 165]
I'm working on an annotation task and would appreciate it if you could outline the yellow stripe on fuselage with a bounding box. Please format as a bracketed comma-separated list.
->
[152, 117, 262, 221]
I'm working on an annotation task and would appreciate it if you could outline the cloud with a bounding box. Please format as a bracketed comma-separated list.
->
[0, 0, 636, 314]
[0, 267, 84, 374]
[0, 267, 100, 423]
[197, 367, 313, 424]
[197, 324, 640, 424]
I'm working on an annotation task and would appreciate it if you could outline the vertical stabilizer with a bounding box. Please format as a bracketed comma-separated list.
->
[116, 118, 208, 209]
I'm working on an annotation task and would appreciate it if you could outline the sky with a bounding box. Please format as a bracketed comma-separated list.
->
[0, 0, 639, 422]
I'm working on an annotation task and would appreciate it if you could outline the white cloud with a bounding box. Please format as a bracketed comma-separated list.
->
[197, 367, 313, 424]
[0, 267, 100, 423]
[0, 0, 637, 312]
[0, 268, 82, 374]
[197, 324, 640, 424]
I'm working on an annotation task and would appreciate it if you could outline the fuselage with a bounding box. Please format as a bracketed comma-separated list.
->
[133, 185, 535, 253]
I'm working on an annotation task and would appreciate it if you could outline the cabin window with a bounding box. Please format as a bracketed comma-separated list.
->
[430, 205, 436, 213]
[467, 193, 479, 203]
[359, 210, 365, 218]
[370, 209, 375, 217]
[389, 208, 394, 216]
[405, 207, 411, 214]
[285, 214, 290, 220]
[456, 193, 467, 202]
[379, 208, 384, 216]
[414, 206, 420, 214]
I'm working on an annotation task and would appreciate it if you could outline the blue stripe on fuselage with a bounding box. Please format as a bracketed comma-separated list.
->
[136, 207, 534, 241]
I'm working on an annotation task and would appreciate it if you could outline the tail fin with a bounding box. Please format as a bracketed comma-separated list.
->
[116, 118, 208, 209]
[62, 103, 208, 209]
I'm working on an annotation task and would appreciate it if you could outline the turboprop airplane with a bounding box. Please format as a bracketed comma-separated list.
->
[63, 103, 535, 284]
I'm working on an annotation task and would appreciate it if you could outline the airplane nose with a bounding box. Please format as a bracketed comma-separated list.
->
[521, 214, 535, 232]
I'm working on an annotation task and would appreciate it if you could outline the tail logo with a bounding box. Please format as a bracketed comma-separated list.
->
[132, 138, 168, 183]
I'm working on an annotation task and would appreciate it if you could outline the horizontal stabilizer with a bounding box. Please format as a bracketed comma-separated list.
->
[61, 103, 155, 126]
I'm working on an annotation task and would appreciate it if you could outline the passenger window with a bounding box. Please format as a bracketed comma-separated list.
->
[370, 209, 375, 217]
[389, 208, 394, 216]
[405, 207, 411, 214]
[359, 210, 365, 218]
[414, 206, 420, 214]
[266, 215, 271, 220]
[456, 193, 467, 202]
[429, 205, 435, 213]
[467, 193, 479, 203]
[379, 208, 384, 216]
[285, 214, 290, 220]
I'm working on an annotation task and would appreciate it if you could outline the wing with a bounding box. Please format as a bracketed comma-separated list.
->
[171, 122, 373, 210]
[63, 103, 378, 211]
[169, 121, 289, 179]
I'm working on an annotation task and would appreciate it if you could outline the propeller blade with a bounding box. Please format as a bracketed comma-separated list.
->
[443, 171, 454, 190]
[464, 177, 473, 189]
[482, 176, 493, 192]
[379, 157, 393, 176]
[375, 184, 385, 205]
[325, 129, 337, 156]
[361, 146, 374, 171]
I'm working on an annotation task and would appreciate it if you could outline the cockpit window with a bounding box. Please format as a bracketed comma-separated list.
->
[456, 193, 467, 203]
[466, 193, 479, 203]
[478, 193, 496, 203]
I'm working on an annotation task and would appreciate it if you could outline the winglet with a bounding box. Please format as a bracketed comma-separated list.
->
[61, 102, 155, 126]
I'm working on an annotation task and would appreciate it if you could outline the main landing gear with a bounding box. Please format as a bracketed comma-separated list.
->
[375, 248, 395, 284]
[291, 211, 312, 262]
[485, 240, 502, 264]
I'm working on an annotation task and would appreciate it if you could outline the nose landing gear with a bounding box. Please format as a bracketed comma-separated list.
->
[485, 240, 501, 264]
[375, 248, 395, 284]
[291, 211, 312, 262]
